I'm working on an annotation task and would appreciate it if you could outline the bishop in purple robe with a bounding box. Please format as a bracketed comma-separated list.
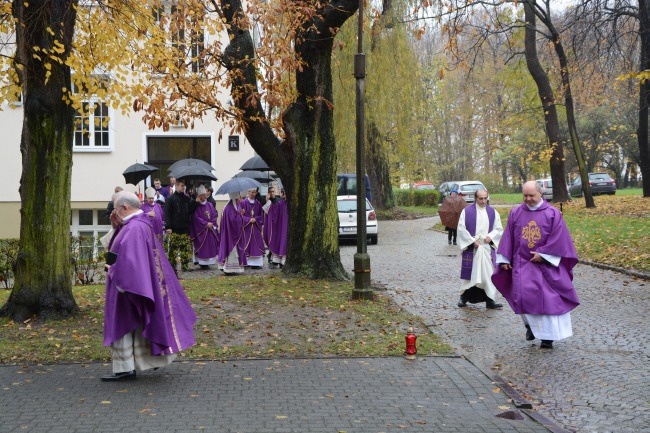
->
[263, 183, 288, 268]
[492, 181, 580, 349]
[218, 192, 247, 274]
[190, 185, 219, 269]
[102, 191, 197, 381]
[141, 187, 164, 239]
[239, 188, 265, 269]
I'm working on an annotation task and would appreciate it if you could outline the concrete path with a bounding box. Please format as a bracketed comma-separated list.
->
[339, 217, 649, 433]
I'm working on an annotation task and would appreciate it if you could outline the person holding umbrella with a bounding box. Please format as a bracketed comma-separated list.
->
[456, 188, 504, 309]
[438, 190, 465, 245]
[189, 185, 219, 270]
[218, 191, 247, 275]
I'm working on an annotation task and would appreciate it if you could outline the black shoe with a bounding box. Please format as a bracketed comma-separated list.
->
[200, 265, 209, 270]
[540, 340, 553, 349]
[485, 299, 503, 309]
[525, 325, 535, 341]
[457, 296, 467, 307]
[453, 241, 457, 245]
[448, 240, 452, 245]
[101, 370, 136, 382]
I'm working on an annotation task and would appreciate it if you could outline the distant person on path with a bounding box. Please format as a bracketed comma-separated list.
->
[439, 190, 464, 245]
[456, 188, 504, 309]
[263, 183, 288, 268]
[218, 191, 247, 274]
[101, 191, 197, 381]
[141, 187, 164, 238]
[492, 181, 580, 349]
[239, 188, 265, 269]
[189, 185, 219, 269]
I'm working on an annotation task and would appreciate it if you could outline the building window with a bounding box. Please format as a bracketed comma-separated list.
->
[72, 76, 114, 152]
[70, 209, 112, 259]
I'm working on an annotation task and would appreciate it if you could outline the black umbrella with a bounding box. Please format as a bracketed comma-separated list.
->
[232, 170, 274, 183]
[173, 165, 217, 183]
[168, 158, 214, 175]
[122, 162, 158, 185]
[239, 155, 270, 171]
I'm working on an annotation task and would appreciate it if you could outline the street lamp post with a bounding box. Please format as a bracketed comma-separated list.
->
[352, 0, 372, 300]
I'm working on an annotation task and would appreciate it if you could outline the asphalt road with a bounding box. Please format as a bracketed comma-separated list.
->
[338, 216, 650, 433]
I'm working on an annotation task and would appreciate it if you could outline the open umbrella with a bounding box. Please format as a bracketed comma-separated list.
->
[172, 165, 217, 183]
[232, 170, 274, 183]
[438, 195, 467, 229]
[168, 158, 214, 175]
[239, 155, 270, 171]
[216, 178, 261, 195]
[122, 162, 158, 185]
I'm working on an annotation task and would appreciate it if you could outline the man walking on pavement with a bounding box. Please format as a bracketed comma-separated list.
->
[492, 181, 580, 349]
[101, 191, 197, 381]
[457, 188, 504, 309]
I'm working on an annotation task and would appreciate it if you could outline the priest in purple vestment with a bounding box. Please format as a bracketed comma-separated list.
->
[263, 183, 288, 268]
[492, 181, 580, 349]
[102, 191, 197, 381]
[190, 185, 219, 269]
[141, 187, 164, 239]
[239, 188, 265, 269]
[456, 188, 504, 309]
[218, 191, 247, 274]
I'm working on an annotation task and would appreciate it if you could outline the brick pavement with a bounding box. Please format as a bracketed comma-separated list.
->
[0, 357, 551, 433]
[339, 217, 650, 433]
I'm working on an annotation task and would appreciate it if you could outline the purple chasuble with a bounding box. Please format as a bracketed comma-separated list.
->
[460, 204, 496, 280]
[190, 201, 219, 260]
[263, 198, 288, 257]
[238, 198, 265, 258]
[140, 202, 164, 236]
[103, 213, 197, 355]
[218, 201, 247, 266]
[492, 201, 580, 315]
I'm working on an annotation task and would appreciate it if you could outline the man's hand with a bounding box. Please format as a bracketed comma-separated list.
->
[500, 263, 512, 270]
[207, 222, 213, 229]
[530, 251, 543, 262]
[110, 210, 122, 229]
[166, 229, 172, 234]
[484, 236, 492, 244]
[473, 240, 480, 249]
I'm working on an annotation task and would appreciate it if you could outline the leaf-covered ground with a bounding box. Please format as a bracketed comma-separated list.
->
[0, 276, 452, 365]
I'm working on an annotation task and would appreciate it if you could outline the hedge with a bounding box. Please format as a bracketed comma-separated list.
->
[393, 189, 440, 207]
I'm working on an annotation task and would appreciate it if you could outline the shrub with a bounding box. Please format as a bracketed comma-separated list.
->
[0, 239, 19, 289]
[164, 233, 193, 273]
[393, 189, 440, 207]
[70, 235, 105, 285]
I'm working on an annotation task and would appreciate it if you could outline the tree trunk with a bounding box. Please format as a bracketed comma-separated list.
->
[639, 0, 650, 197]
[366, 123, 394, 209]
[0, 0, 79, 321]
[523, 2, 571, 204]
[222, 0, 355, 279]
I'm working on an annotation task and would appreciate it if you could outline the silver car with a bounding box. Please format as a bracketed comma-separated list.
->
[337, 195, 378, 244]
[447, 181, 489, 203]
[536, 178, 553, 201]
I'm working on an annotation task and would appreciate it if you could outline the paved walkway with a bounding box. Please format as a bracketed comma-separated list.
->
[338, 217, 650, 433]
[1, 357, 551, 433]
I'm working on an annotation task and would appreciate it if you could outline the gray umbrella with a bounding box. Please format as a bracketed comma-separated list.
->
[232, 170, 274, 183]
[239, 155, 270, 171]
[216, 178, 261, 195]
[168, 158, 214, 174]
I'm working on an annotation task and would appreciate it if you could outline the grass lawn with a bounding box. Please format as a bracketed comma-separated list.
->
[0, 276, 453, 365]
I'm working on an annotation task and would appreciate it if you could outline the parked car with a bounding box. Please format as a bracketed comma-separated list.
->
[337, 174, 372, 203]
[438, 182, 452, 203]
[337, 195, 378, 244]
[446, 181, 489, 204]
[412, 181, 435, 190]
[569, 172, 617, 197]
[536, 178, 554, 201]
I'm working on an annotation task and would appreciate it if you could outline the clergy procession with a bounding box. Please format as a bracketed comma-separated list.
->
[99, 175, 289, 381]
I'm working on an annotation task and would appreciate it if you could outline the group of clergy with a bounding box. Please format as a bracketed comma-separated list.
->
[456, 180, 580, 350]
[140, 181, 288, 275]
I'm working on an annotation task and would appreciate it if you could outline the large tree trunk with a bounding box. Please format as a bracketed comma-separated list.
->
[366, 123, 394, 210]
[639, 0, 650, 197]
[523, 2, 571, 204]
[222, 0, 355, 279]
[0, 0, 79, 321]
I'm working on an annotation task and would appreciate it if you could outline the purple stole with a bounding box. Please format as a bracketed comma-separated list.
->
[460, 205, 496, 280]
